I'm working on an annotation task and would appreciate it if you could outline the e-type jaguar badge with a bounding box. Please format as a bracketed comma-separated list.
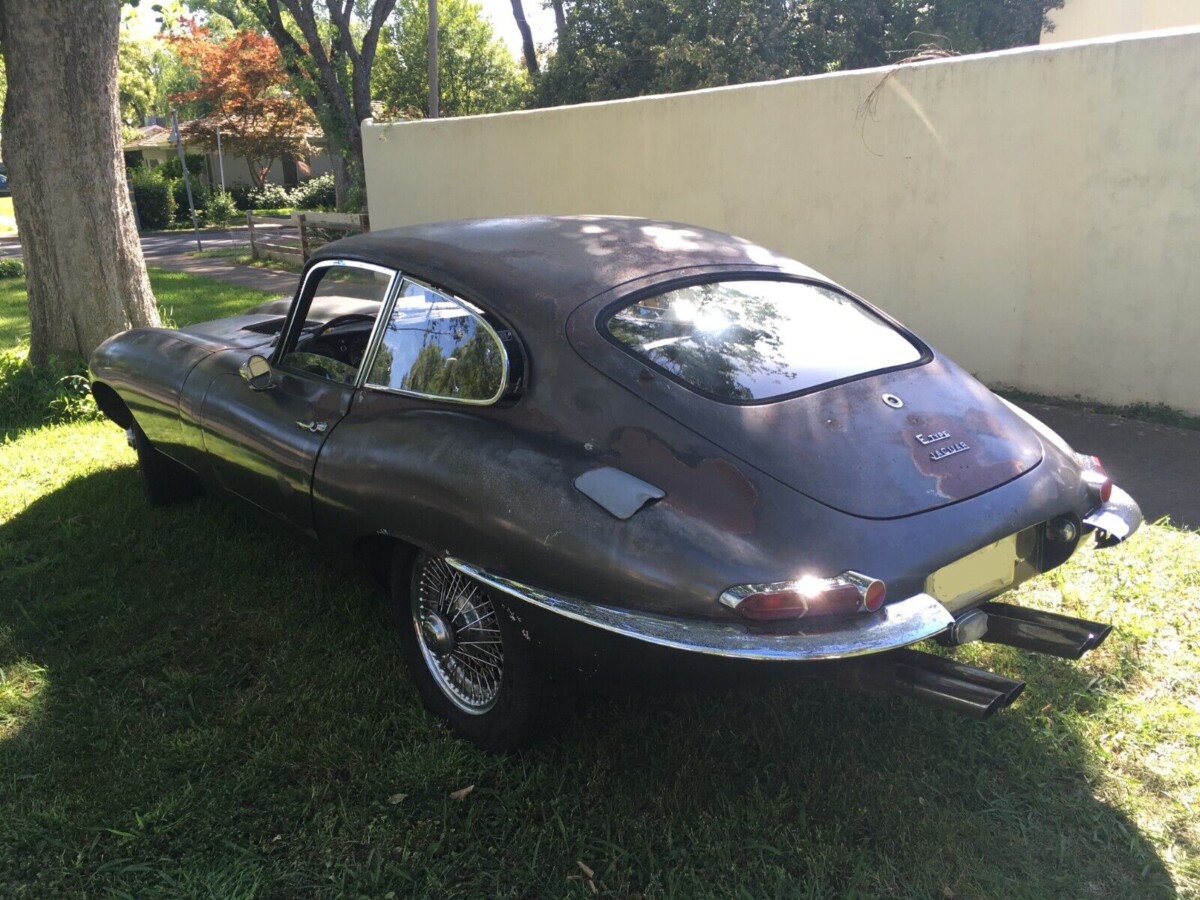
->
[916, 431, 971, 461]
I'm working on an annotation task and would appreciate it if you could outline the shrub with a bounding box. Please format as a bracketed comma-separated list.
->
[0, 349, 98, 430]
[172, 177, 209, 224]
[228, 183, 255, 211]
[0, 258, 24, 279]
[248, 182, 295, 210]
[291, 174, 335, 211]
[202, 190, 238, 228]
[159, 153, 205, 180]
[128, 167, 175, 231]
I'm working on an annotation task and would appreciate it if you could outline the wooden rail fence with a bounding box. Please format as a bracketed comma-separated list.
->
[247, 211, 370, 265]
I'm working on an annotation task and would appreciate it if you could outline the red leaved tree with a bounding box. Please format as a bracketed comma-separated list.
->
[167, 24, 315, 189]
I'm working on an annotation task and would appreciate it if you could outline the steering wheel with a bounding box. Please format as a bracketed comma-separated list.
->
[310, 313, 376, 342]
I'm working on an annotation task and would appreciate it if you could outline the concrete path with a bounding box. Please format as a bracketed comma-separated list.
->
[141, 228, 297, 295]
[1014, 401, 1198, 530]
[0, 229, 1195, 528]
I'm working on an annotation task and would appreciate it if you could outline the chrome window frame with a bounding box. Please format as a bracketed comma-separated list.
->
[358, 275, 513, 407]
[272, 259, 401, 386]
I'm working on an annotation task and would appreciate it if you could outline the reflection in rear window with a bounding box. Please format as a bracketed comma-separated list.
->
[605, 280, 923, 402]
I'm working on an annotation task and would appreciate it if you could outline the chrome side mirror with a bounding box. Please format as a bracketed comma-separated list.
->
[240, 354, 275, 391]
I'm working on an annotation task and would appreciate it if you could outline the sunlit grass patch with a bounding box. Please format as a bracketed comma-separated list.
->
[0, 652, 46, 740]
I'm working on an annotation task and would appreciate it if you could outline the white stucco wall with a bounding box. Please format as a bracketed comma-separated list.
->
[362, 29, 1200, 415]
[1043, 0, 1200, 43]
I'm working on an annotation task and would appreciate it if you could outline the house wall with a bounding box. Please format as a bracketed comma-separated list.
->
[133, 146, 334, 189]
[362, 28, 1200, 415]
[1042, 0, 1200, 43]
[207, 150, 334, 190]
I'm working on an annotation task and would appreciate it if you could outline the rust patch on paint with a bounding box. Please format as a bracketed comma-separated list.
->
[609, 428, 758, 534]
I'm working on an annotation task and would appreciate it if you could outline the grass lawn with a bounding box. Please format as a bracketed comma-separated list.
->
[0, 196, 16, 235]
[0, 274, 1198, 897]
[191, 245, 304, 274]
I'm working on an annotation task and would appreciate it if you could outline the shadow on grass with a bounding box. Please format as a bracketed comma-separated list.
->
[0, 466, 1179, 898]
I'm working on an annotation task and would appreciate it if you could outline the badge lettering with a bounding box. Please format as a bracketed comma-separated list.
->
[930, 441, 970, 461]
[915, 431, 951, 446]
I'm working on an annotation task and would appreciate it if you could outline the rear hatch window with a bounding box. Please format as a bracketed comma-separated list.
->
[605, 279, 924, 402]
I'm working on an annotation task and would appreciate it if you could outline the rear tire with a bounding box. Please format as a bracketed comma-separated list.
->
[393, 550, 572, 751]
[131, 422, 203, 506]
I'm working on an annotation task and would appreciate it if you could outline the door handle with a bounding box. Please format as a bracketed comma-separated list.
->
[296, 420, 328, 434]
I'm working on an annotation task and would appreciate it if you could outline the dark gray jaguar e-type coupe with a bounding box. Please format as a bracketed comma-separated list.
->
[90, 216, 1142, 749]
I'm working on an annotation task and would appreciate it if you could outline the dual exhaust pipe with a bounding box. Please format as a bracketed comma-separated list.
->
[838, 602, 1112, 719]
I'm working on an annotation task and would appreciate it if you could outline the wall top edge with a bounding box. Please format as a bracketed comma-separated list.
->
[361, 26, 1200, 133]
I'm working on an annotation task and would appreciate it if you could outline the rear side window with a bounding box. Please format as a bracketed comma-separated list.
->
[604, 280, 924, 402]
[365, 278, 508, 404]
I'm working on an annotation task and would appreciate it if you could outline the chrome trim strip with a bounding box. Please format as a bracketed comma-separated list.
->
[1083, 484, 1143, 543]
[445, 558, 954, 661]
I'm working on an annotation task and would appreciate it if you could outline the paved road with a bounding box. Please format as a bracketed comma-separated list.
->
[1, 230, 1195, 528]
[0, 227, 297, 295]
[1014, 401, 1199, 530]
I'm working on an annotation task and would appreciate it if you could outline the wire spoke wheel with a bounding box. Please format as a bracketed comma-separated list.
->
[412, 557, 504, 714]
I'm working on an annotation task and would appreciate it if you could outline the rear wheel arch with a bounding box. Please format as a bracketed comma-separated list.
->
[352, 534, 418, 598]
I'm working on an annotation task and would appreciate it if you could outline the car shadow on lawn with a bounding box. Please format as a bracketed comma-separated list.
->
[0, 467, 1181, 898]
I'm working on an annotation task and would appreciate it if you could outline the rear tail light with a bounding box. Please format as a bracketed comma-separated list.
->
[721, 571, 886, 622]
[1078, 454, 1113, 504]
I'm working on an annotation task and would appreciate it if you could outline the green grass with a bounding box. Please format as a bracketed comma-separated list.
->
[0, 196, 16, 235]
[191, 246, 304, 274]
[0, 269, 272, 440]
[1, 277, 1198, 897]
[0, 274, 29, 344]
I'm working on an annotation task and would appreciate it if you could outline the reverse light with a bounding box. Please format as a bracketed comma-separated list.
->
[720, 571, 886, 622]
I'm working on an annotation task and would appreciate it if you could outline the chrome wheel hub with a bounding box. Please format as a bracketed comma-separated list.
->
[413, 557, 504, 715]
[418, 611, 455, 657]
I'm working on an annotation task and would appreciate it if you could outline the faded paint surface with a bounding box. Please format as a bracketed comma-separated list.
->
[363, 30, 1200, 415]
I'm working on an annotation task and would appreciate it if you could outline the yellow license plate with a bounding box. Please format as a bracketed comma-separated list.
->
[926, 534, 1018, 612]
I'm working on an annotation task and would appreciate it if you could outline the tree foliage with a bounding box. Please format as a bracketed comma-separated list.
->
[372, 0, 527, 118]
[534, 0, 1064, 107]
[166, 23, 315, 188]
[118, 35, 161, 126]
[195, 0, 399, 209]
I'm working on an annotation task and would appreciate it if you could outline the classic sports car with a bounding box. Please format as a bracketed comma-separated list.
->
[90, 216, 1142, 750]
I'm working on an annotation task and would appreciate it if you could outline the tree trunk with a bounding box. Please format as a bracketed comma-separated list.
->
[1, 0, 159, 366]
[552, 0, 566, 44]
[509, 0, 540, 76]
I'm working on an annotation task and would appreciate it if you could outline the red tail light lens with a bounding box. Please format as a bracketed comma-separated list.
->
[721, 572, 886, 622]
[1079, 455, 1113, 504]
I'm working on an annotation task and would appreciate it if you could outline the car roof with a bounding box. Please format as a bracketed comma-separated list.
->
[309, 216, 820, 330]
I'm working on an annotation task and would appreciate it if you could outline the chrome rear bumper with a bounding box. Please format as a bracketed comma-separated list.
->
[446, 557, 954, 661]
[1083, 484, 1143, 545]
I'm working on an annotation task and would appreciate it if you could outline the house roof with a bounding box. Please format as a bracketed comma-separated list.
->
[123, 125, 172, 150]
[122, 119, 326, 152]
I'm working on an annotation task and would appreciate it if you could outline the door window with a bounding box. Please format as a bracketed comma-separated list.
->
[278, 262, 395, 385]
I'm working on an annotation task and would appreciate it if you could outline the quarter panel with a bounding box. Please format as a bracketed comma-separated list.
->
[314, 382, 1092, 622]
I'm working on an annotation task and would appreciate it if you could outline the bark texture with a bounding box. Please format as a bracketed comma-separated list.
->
[1, 0, 159, 365]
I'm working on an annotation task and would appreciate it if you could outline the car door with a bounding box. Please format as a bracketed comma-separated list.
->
[199, 260, 398, 536]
